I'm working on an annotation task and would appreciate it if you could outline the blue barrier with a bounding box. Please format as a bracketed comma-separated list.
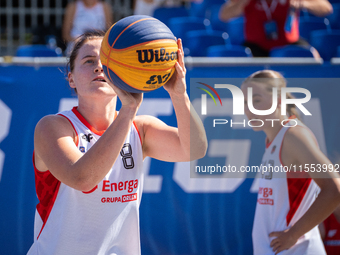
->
[0, 59, 340, 255]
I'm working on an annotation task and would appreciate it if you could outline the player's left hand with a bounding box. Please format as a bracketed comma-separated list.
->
[163, 38, 187, 97]
[269, 229, 298, 254]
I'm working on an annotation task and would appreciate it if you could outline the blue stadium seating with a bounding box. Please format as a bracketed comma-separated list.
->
[168, 17, 206, 45]
[337, 45, 340, 57]
[207, 4, 227, 32]
[153, 7, 189, 27]
[269, 45, 315, 57]
[185, 30, 228, 56]
[206, 6, 245, 45]
[189, 0, 226, 18]
[225, 16, 245, 45]
[16, 45, 61, 57]
[327, 3, 340, 29]
[207, 45, 252, 57]
[310, 30, 340, 61]
[299, 17, 329, 41]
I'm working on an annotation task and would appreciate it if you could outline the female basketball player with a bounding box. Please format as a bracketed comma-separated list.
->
[27, 31, 207, 254]
[241, 70, 340, 255]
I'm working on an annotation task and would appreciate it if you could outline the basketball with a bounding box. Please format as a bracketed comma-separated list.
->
[100, 15, 178, 93]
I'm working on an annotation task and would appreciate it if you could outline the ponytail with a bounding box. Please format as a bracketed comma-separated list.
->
[285, 93, 300, 120]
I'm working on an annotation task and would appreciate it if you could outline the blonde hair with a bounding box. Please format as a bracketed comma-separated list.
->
[242, 70, 300, 120]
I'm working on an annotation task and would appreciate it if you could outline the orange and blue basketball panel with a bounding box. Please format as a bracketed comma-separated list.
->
[104, 65, 176, 93]
[105, 15, 176, 50]
[101, 39, 177, 92]
[100, 15, 178, 92]
[102, 40, 178, 70]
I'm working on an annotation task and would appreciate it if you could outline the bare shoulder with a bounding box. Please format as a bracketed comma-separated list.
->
[133, 114, 160, 133]
[133, 115, 170, 147]
[133, 115, 145, 127]
[281, 125, 320, 165]
[134, 115, 167, 131]
[34, 114, 77, 151]
[35, 114, 75, 137]
[284, 125, 318, 149]
[34, 114, 76, 171]
[133, 115, 145, 145]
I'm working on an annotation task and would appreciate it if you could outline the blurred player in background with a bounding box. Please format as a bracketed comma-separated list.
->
[62, 0, 113, 54]
[241, 70, 340, 254]
[219, 0, 332, 57]
[27, 31, 207, 254]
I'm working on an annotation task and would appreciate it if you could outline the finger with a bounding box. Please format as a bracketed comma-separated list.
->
[269, 231, 280, 238]
[177, 49, 186, 74]
[134, 92, 144, 99]
[177, 48, 184, 67]
[177, 38, 183, 52]
[177, 39, 186, 69]
[275, 246, 285, 255]
[107, 82, 135, 102]
[174, 61, 184, 76]
[270, 237, 279, 247]
[272, 242, 281, 252]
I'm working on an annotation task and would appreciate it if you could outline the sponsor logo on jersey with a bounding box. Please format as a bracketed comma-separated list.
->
[122, 193, 137, 203]
[82, 179, 138, 194]
[101, 193, 137, 203]
[258, 198, 274, 205]
[258, 187, 274, 205]
[79, 146, 85, 153]
[100, 179, 139, 203]
[271, 145, 276, 154]
[82, 133, 93, 142]
[102, 179, 138, 193]
[259, 187, 273, 197]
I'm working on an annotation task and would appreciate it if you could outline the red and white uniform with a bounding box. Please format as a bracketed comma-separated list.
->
[27, 107, 144, 255]
[252, 118, 325, 255]
[323, 214, 340, 255]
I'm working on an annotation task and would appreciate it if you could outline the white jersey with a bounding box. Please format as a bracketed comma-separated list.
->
[70, 1, 106, 39]
[27, 107, 144, 255]
[252, 118, 326, 255]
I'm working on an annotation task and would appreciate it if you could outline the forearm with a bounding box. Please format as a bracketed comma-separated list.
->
[219, 1, 245, 22]
[63, 34, 74, 44]
[170, 92, 207, 160]
[300, 0, 333, 16]
[62, 25, 74, 43]
[62, 4, 75, 43]
[69, 107, 137, 190]
[288, 186, 340, 240]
